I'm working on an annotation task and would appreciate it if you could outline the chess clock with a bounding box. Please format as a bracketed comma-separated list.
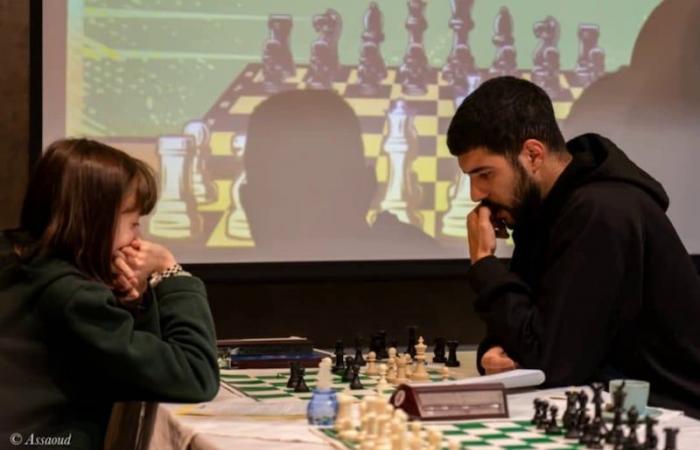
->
[389, 383, 509, 421]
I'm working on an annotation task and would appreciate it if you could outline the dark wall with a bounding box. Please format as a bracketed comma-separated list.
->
[0, 0, 30, 230]
[199, 264, 485, 348]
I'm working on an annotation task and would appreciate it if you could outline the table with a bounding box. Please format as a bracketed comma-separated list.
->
[150, 351, 700, 449]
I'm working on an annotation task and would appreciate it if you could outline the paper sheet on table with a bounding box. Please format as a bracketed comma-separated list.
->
[177, 398, 307, 418]
[410, 369, 546, 390]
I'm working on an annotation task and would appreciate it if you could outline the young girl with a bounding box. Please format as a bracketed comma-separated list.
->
[0, 139, 219, 449]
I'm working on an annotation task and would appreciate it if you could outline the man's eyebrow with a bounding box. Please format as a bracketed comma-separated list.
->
[466, 166, 492, 175]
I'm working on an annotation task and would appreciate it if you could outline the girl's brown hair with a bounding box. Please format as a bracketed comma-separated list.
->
[17, 138, 157, 284]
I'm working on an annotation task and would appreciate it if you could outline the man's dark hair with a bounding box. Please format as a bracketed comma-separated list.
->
[446, 76, 567, 158]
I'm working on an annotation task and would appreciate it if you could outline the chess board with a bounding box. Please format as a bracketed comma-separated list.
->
[193, 63, 587, 248]
[220, 366, 451, 402]
[321, 420, 585, 450]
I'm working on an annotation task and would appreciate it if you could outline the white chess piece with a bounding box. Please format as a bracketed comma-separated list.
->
[426, 428, 442, 450]
[366, 351, 379, 376]
[404, 354, 414, 381]
[386, 347, 398, 384]
[317, 357, 333, 390]
[441, 172, 477, 238]
[149, 136, 198, 238]
[183, 120, 212, 204]
[379, 99, 415, 224]
[409, 421, 422, 450]
[375, 363, 391, 393]
[395, 354, 409, 384]
[441, 365, 450, 381]
[411, 337, 429, 381]
[226, 134, 252, 240]
[335, 391, 354, 433]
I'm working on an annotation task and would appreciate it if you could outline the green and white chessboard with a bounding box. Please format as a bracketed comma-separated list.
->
[220, 366, 451, 402]
[322, 420, 585, 450]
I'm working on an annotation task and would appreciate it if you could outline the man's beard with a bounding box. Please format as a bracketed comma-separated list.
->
[483, 160, 542, 228]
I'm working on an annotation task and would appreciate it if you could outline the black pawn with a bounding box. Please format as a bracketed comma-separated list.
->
[662, 427, 678, 450]
[342, 356, 355, 382]
[406, 326, 417, 358]
[531, 399, 542, 425]
[353, 337, 366, 366]
[445, 340, 460, 367]
[349, 365, 364, 390]
[294, 367, 310, 393]
[286, 362, 300, 388]
[545, 405, 562, 435]
[562, 391, 578, 432]
[644, 416, 658, 450]
[432, 337, 447, 363]
[333, 340, 345, 374]
[537, 400, 549, 429]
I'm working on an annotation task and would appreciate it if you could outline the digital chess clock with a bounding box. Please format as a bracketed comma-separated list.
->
[389, 382, 509, 421]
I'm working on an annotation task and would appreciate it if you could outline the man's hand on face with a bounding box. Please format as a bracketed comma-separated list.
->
[467, 205, 497, 263]
[481, 346, 519, 375]
[111, 249, 146, 302]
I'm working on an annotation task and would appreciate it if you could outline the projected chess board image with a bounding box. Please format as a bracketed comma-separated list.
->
[189, 62, 586, 250]
[321, 420, 585, 450]
[220, 367, 453, 402]
[60, 0, 662, 260]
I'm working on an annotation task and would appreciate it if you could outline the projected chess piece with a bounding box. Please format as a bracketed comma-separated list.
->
[441, 170, 477, 238]
[532, 16, 565, 100]
[399, 0, 429, 96]
[441, 0, 475, 96]
[262, 15, 295, 93]
[305, 9, 342, 89]
[226, 134, 252, 240]
[575, 24, 606, 87]
[149, 135, 199, 238]
[357, 3, 387, 96]
[489, 7, 518, 77]
[182, 120, 213, 204]
[379, 100, 416, 224]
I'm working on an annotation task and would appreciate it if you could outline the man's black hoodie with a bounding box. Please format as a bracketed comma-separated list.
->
[468, 133, 700, 418]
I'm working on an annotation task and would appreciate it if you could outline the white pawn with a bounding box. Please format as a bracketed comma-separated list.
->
[375, 363, 391, 393]
[404, 354, 414, 381]
[409, 421, 423, 450]
[426, 428, 442, 450]
[441, 365, 450, 381]
[366, 351, 379, 376]
[387, 347, 398, 384]
[395, 354, 409, 384]
[335, 391, 354, 433]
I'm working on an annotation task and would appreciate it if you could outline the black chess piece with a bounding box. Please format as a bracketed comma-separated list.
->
[563, 391, 578, 432]
[590, 383, 608, 439]
[531, 399, 542, 425]
[578, 415, 592, 445]
[286, 362, 300, 388]
[445, 340, 460, 367]
[294, 367, 310, 393]
[304, 9, 342, 89]
[545, 405, 562, 435]
[362, 2, 385, 44]
[624, 406, 641, 449]
[489, 6, 518, 78]
[531, 15, 565, 100]
[432, 337, 447, 363]
[662, 427, 678, 450]
[536, 400, 549, 429]
[441, 0, 475, 93]
[406, 326, 418, 358]
[262, 15, 295, 93]
[564, 407, 583, 440]
[353, 336, 366, 366]
[349, 365, 364, 390]
[332, 340, 345, 374]
[644, 416, 659, 450]
[607, 406, 625, 447]
[342, 356, 355, 382]
[357, 3, 387, 96]
[377, 330, 389, 359]
[575, 24, 605, 87]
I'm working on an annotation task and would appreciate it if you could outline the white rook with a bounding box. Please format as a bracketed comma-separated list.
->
[149, 136, 197, 238]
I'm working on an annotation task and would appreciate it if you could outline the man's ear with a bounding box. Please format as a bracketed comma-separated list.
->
[518, 139, 546, 173]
